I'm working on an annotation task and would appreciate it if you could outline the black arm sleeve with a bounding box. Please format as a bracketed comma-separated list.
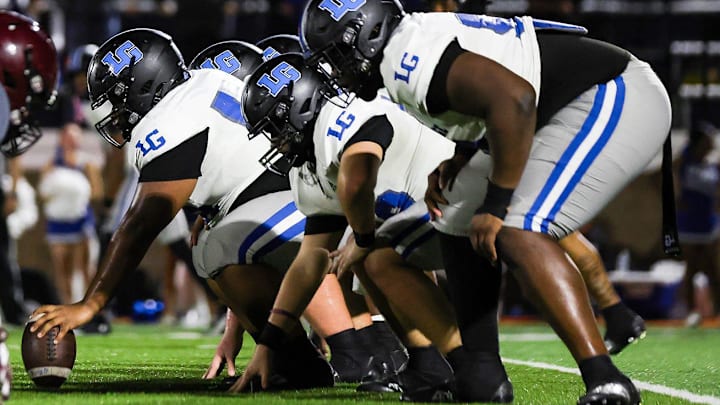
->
[304, 215, 348, 235]
[139, 128, 209, 182]
[342, 115, 394, 156]
[426, 40, 466, 115]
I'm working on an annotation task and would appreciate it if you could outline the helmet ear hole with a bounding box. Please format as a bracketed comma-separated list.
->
[299, 98, 312, 114]
[368, 23, 382, 40]
[139, 80, 154, 95]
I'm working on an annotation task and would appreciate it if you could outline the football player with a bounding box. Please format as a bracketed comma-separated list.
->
[188, 38, 387, 384]
[0, 11, 58, 402]
[300, 2, 672, 404]
[28, 29, 334, 390]
[237, 53, 510, 401]
[254, 33, 414, 382]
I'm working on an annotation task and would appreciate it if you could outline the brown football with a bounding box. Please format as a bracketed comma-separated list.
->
[21, 321, 76, 389]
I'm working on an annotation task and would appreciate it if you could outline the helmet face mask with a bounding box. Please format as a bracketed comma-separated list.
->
[88, 28, 187, 148]
[300, 0, 403, 102]
[91, 61, 141, 148]
[0, 11, 58, 156]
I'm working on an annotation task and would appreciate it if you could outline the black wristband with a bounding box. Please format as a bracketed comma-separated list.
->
[353, 231, 376, 248]
[454, 141, 478, 160]
[257, 322, 288, 351]
[475, 180, 514, 220]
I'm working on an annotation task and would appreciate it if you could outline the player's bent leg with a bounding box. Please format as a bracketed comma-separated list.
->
[210, 264, 334, 390]
[560, 232, 646, 355]
[210, 263, 284, 334]
[353, 265, 454, 401]
[304, 274, 377, 383]
[365, 247, 460, 355]
[438, 232, 513, 403]
[498, 228, 638, 405]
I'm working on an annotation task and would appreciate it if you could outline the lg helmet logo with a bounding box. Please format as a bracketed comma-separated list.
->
[101, 40, 144, 76]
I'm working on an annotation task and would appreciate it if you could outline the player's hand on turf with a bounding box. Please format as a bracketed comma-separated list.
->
[470, 213, 503, 265]
[230, 344, 274, 393]
[329, 235, 371, 278]
[203, 327, 243, 379]
[29, 303, 95, 343]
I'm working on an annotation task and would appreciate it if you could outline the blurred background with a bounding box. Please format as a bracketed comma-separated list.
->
[2, 0, 720, 329]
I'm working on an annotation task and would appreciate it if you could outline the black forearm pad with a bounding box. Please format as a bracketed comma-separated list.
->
[476, 180, 514, 220]
[256, 322, 288, 351]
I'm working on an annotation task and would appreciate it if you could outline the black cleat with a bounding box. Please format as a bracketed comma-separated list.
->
[450, 349, 514, 403]
[604, 311, 646, 355]
[356, 355, 402, 393]
[358, 362, 455, 402]
[578, 380, 641, 405]
[273, 337, 335, 390]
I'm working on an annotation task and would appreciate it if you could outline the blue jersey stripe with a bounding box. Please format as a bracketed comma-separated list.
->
[541, 77, 626, 232]
[523, 82, 607, 231]
[237, 201, 298, 264]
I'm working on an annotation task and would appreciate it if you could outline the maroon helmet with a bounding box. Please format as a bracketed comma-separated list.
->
[0, 11, 58, 156]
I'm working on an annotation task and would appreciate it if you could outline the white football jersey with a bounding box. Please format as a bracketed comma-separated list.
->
[130, 69, 269, 212]
[289, 91, 455, 220]
[380, 13, 541, 142]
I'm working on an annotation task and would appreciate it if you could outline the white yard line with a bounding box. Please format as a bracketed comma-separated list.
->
[503, 358, 720, 405]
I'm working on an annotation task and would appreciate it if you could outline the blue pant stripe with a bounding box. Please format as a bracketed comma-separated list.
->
[388, 213, 431, 248]
[251, 217, 307, 263]
[400, 228, 436, 260]
[541, 77, 626, 232]
[237, 201, 298, 264]
[523, 82, 608, 231]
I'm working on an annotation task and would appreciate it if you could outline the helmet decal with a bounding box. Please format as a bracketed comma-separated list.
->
[318, 0, 367, 21]
[101, 40, 144, 76]
[189, 40, 262, 81]
[257, 61, 301, 97]
[197, 49, 242, 75]
[256, 34, 303, 60]
[262, 47, 280, 62]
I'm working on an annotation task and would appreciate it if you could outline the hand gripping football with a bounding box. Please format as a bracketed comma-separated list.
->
[21, 320, 76, 389]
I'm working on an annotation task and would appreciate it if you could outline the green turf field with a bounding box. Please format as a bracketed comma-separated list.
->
[3, 322, 719, 404]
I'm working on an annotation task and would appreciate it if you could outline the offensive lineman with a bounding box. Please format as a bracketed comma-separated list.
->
[28, 29, 335, 390]
[187, 38, 390, 384]
[237, 53, 477, 399]
[299, 1, 672, 404]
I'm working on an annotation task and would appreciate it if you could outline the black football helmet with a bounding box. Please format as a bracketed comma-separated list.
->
[188, 40, 263, 81]
[300, 0, 403, 101]
[242, 53, 334, 174]
[255, 34, 303, 61]
[88, 28, 187, 148]
[0, 11, 58, 156]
